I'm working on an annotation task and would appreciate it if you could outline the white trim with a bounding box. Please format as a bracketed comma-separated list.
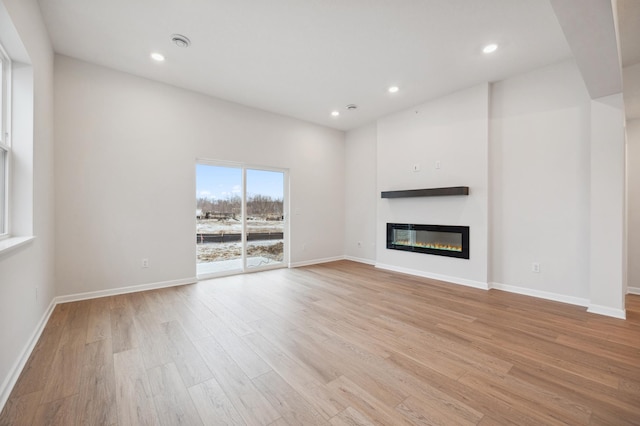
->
[587, 304, 626, 319]
[0, 235, 34, 256]
[0, 298, 55, 411]
[344, 255, 376, 266]
[489, 281, 590, 307]
[0, 42, 11, 237]
[55, 277, 197, 304]
[289, 255, 346, 268]
[627, 286, 640, 295]
[375, 262, 489, 290]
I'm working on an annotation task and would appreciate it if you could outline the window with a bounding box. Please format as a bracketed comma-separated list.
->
[0, 44, 9, 238]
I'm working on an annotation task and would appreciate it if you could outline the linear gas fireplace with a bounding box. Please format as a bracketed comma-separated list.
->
[387, 223, 470, 259]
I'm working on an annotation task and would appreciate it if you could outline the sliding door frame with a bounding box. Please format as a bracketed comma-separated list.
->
[196, 158, 289, 280]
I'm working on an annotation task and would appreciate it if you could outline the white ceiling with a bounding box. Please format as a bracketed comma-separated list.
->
[37, 0, 576, 130]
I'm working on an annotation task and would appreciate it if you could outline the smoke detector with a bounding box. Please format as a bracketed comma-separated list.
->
[171, 34, 191, 48]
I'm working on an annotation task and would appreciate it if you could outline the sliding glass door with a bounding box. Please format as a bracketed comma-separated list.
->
[246, 169, 285, 270]
[196, 162, 287, 278]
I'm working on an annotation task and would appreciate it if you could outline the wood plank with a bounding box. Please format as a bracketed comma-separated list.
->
[395, 395, 480, 426]
[64, 299, 92, 330]
[326, 375, 412, 426]
[161, 292, 212, 342]
[0, 391, 41, 426]
[387, 350, 560, 426]
[252, 370, 329, 426]
[147, 362, 203, 426]
[113, 348, 159, 426]
[86, 296, 112, 343]
[458, 371, 590, 425]
[161, 320, 213, 387]
[110, 303, 140, 353]
[243, 332, 347, 421]
[31, 395, 78, 426]
[199, 295, 256, 336]
[8, 325, 63, 397]
[194, 335, 281, 426]
[133, 312, 175, 369]
[40, 326, 87, 403]
[212, 324, 272, 379]
[143, 289, 177, 323]
[251, 324, 344, 385]
[329, 407, 375, 426]
[75, 338, 117, 425]
[188, 378, 247, 425]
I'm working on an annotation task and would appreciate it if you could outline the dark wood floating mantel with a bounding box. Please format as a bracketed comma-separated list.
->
[381, 186, 469, 199]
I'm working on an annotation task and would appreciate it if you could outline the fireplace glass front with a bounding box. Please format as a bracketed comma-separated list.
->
[387, 223, 469, 259]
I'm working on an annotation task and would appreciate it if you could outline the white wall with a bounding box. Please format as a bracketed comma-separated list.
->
[490, 60, 592, 304]
[342, 59, 627, 315]
[54, 55, 345, 296]
[589, 93, 627, 318]
[0, 0, 55, 407]
[376, 84, 489, 288]
[344, 123, 377, 263]
[628, 119, 640, 293]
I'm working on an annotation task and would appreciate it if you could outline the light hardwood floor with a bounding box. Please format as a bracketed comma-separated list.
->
[1, 260, 640, 425]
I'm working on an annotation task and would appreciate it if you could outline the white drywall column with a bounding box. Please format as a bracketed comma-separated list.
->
[589, 93, 626, 318]
[627, 119, 640, 293]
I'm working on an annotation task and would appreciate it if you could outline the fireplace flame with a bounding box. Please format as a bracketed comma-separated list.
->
[394, 240, 462, 252]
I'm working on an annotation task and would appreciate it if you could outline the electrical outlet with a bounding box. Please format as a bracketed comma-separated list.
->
[142, 258, 149, 268]
[412, 164, 421, 172]
[532, 262, 540, 273]
[301, 244, 306, 252]
[435, 160, 441, 169]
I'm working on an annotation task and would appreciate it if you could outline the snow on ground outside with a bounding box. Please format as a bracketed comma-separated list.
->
[196, 218, 284, 263]
[197, 240, 284, 263]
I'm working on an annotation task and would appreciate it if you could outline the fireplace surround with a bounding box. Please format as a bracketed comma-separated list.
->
[387, 223, 470, 259]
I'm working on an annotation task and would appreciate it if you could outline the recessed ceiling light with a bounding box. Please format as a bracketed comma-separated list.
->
[482, 43, 498, 54]
[151, 52, 165, 62]
[331, 111, 340, 117]
[388, 86, 399, 93]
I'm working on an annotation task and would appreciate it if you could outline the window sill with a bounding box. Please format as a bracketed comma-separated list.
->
[0, 236, 35, 257]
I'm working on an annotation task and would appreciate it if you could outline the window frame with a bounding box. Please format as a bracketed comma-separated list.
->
[0, 42, 11, 240]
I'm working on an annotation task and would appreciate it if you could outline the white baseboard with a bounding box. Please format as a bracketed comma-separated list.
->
[587, 304, 626, 319]
[627, 287, 640, 295]
[289, 256, 345, 268]
[344, 255, 376, 266]
[375, 263, 489, 290]
[55, 277, 197, 304]
[489, 282, 590, 307]
[0, 298, 56, 412]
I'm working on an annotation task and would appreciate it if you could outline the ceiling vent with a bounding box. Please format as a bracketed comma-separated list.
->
[171, 34, 191, 48]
